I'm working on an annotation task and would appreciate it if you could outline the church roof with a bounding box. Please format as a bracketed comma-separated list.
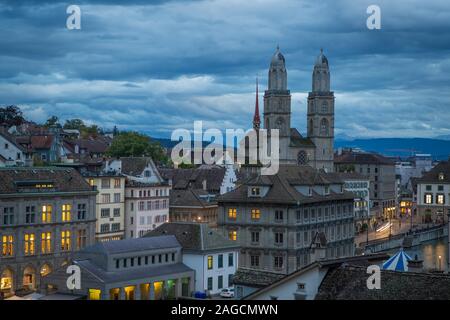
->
[289, 128, 315, 147]
[270, 46, 285, 66]
[315, 48, 329, 67]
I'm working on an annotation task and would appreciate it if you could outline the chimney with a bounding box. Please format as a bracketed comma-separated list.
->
[407, 255, 423, 273]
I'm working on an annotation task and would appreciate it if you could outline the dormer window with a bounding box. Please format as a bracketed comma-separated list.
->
[144, 170, 151, 177]
[324, 185, 330, 195]
[251, 187, 261, 196]
[308, 187, 312, 197]
[439, 172, 445, 181]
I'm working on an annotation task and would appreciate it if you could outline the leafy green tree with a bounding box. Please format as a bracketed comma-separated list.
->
[44, 116, 61, 128]
[63, 118, 85, 130]
[106, 131, 168, 163]
[0, 105, 25, 127]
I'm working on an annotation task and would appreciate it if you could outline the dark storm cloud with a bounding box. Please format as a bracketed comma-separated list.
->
[0, 0, 449, 138]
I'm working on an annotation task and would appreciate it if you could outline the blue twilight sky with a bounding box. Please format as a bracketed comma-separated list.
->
[0, 0, 449, 139]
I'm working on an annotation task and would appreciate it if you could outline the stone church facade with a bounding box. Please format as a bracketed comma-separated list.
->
[253, 46, 335, 172]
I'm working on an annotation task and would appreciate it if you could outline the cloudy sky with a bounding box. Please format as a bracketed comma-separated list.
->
[0, 0, 449, 139]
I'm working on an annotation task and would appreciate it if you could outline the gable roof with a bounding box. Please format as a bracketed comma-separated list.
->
[334, 151, 394, 165]
[416, 160, 450, 184]
[118, 157, 161, 178]
[0, 167, 94, 195]
[289, 128, 315, 148]
[145, 222, 239, 252]
[169, 188, 218, 208]
[218, 164, 354, 205]
[316, 264, 450, 300]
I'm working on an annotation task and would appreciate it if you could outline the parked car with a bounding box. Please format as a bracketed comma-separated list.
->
[220, 288, 234, 298]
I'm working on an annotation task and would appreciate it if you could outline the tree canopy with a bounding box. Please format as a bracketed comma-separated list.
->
[0, 105, 25, 127]
[106, 131, 168, 163]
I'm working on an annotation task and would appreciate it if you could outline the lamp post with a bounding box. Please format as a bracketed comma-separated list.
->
[439, 255, 442, 272]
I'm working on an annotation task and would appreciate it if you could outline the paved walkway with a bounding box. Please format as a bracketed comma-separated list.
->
[355, 218, 413, 246]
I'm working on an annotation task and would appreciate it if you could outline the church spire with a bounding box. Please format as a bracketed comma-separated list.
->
[253, 77, 260, 130]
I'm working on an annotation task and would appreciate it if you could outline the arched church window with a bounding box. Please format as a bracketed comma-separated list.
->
[297, 151, 308, 165]
[321, 102, 327, 113]
[320, 118, 329, 136]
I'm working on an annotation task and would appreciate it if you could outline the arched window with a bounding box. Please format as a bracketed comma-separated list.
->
[297, 151, 308, 165]
[321, 102, 328, 113]
[1, 268, 14, 291]
[320, 118, 329, 136]
[23, 266, 36, 289]
[40, 263, 52, 277]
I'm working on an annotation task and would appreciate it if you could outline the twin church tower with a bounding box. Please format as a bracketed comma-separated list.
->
[252, 46, 335, 172]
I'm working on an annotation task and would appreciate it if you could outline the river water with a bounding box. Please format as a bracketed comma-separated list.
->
[386, 237, 449, 272]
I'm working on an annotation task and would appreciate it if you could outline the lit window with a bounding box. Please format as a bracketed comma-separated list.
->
[41, 232, 52, 254]
[228, 230, 237, 241]
[437, 194, 445, 205]
[77, 229, 87, 249]
[62, 204, 71, 222]
[2, 235, 14, 256]
[228, 208, 237, 220]
[251, 209, 261, 220]
[24, 233, 35, 255]
[439, 173, 445, 181]
[425, 194, 433, 204]
[89, 289, 101, 300]
[89, 179, 95, 186]
[41, 205, 52, 223]
[61, 230, 71, 251]
[207, 256, 213, 270]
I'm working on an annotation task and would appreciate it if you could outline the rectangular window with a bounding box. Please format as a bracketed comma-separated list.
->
[101, 194, 110, 204]
[207, 277, 213, 291]
[228, 208, 237, 220]
[228, 230, 237, 241]
[425, 194, 433, 204]
[296, 210, 301, 221]
[2, 235, 14, 256]
[25, 206, 36, 224]
[218, 254, 223, 268]
[251, 187, 260, 196]
[77, 204, 86, 220]
[100, 224, 110, 233]
[113, 208, 120, 217]
[172, 252, 175, 261]
[275, 210, 283, 221]
[101, 208, 110, 218]
[139, 201, 145, 211]
[111, 223, 120, 231]
[228, 253, 234, 267]
[251, 231, 260, 243]
[250, 255, 259, 267]
[218, 276, 223, 290]
[114, 193, 121, 203]
[24, 233, 35, 255]
[437, 194, 445, 205]
[41, 232, 52, 254]
[77, 229, 87, 249]
[275, 232, 284, 244]
[41, 205, 52, 223]
[61, 230, 71, 251]
[207, 255, 213, 269]
[114, 178, 121, 188]
[101, 179, 110, 189]
[426, 185, 432, 191]
[274, 256, 283, 269]
[62, 204, 71, 222]
[251, 209, 261, 220]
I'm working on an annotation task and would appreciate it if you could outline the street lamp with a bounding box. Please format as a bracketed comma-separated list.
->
[439, 255, 442, 272]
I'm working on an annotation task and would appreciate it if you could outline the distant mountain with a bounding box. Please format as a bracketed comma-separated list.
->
[435, 134, 450, 141]
[335, 138, 450, 160]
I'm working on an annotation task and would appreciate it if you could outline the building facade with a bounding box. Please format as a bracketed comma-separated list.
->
[415, 160, 450, 224]
[0, 167, 97, 297]
[334, 150, 396, 220]
[85, 173, 126, 242]
[41, 236, 194, 300]
[217, 165, 355, 275]
[146, 222, 240, 295]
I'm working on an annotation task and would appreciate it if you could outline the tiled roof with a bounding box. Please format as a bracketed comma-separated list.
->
[289, 128, 315, 147]
[218, 165, 354, 205]
[334, 151, 394, 165]
[80, 235, 180, 255]
[119, 157, 155, 176]
[0, 126, 27, 152]
[170, 188, 217, 208]
[416, 160, 450, 184]
[159, 166, 226, 194]
[0, 167, 94, 194]
[30, 135, 54, 149]
[72, 137, 110, 154]
[145, 222, 239, 252]
[316, 264, 450, 300]
[231, 268, 285, 287]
